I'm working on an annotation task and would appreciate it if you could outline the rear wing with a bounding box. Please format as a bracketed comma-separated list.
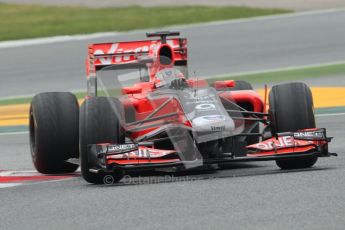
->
[86, 38, 187, 75]
[85, 31, 188, 97]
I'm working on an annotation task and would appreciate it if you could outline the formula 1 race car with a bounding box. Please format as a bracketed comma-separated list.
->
[29, 31, 336, 184]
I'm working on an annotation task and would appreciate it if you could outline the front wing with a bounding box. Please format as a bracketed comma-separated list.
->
[87, 128, 336, 174]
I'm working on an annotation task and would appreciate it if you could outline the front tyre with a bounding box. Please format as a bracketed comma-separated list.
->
[269, 82, 317, 169]
[29, 92, 79, 174]
[79, 97, 125, 184]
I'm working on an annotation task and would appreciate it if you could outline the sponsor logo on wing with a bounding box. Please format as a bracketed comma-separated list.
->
[294, 131, 324, 138]
[108, 144, 138, 153]
[94, 43, 152, 64]
[251, 136, 314, 151]
[254, 136, 294, 150]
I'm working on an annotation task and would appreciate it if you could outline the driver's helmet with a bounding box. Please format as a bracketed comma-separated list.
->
[154, 68, 185, 88]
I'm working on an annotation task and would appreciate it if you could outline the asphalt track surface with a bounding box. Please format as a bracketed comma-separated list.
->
[0, 115, 344, 230]
[1, 10, 345, 230]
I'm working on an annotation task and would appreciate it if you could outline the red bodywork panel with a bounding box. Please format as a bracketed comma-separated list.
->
[113, 80, 264, 140]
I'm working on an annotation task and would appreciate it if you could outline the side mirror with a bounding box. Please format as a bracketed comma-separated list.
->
[213, 80, 236, 90]
[122, 86, 142, 94]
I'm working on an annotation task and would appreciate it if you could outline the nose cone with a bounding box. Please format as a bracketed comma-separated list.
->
[192, 115, 235, 133]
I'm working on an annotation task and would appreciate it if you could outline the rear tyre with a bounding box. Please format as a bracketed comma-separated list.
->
[29, 92, 79, 174]
[269, 82, 317, 169]
[79, 97, 125, 184]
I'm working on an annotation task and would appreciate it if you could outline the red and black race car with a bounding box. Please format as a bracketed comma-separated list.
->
[29, 31, 336, 184]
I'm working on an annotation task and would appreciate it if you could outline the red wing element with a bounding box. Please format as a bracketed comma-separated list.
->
[87, 129, 334, 175]
[247, 128, 330, 157]
[87, 38, 187, 70]
[95, 144, 181, 165]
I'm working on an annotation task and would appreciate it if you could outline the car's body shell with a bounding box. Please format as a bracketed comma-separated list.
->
[86, 36, 264, 141]
[84, 32, 333, 172]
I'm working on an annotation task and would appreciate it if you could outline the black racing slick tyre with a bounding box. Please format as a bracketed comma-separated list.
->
[79, 97, 125, 184]
[29, 92, 79, 174]
[269, 82, 317, 170]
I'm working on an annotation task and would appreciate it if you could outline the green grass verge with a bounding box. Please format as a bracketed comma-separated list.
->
[0, 3, 289, 41]
[1, 62, 344, 106]
[207, 63, 345, 85]
[0, 97, 33, 106]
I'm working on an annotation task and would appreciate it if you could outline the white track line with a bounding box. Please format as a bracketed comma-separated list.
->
[316, 113, 345, 117]
[0, 175, 77, 190]
[0, 32, 121, 49]
[0, 8, 345, 49]
[0, 170, 39, 176]
[0, 131, 28, 136]
[0, 183, 22, 188]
